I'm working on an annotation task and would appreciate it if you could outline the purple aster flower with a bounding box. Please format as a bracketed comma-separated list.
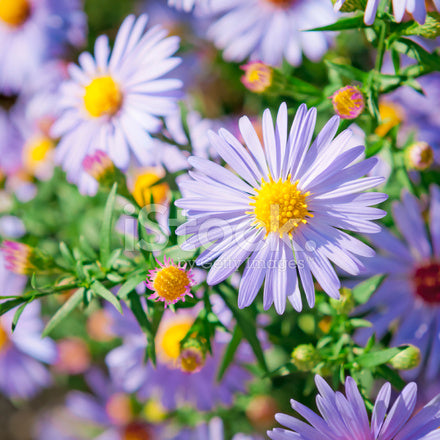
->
[334, 0, 435, 25]
[203, 0, 337, 66]
[175, 103, 386, 314]
[106, 304, 251, 411]
[268, 375, 440, 440]
[0, 299, 56, 399]
[51, 14, 182, 195]
[65, 368, 163, 440]
[356, 185, 440, 379]
[0, 0, 86, 95]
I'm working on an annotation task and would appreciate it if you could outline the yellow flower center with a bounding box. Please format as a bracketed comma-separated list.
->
[331, 86, 364, 119]
[23, 136, 54, 172]
[0, 0, 31, 27]
[157, 321, 192, 363]
[0, 325, 8, 352]
[153, 266, 191, 303]
[142, 400, 167, 423]
[375, 101, 404, 137]
[84, 76, 122, 118]
[133, 172, 169, 207]
[250, 177, 312, 238]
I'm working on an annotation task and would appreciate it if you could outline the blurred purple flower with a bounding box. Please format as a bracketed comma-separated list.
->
[0, 0, 86, 95]
[106, 304, 251, 411]
[0, 299, 56, 399]
[203, 0, 337, 66]
[356, 185, 440, 379]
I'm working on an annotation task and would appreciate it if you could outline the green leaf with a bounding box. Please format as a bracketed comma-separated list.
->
[325, 61, 368, 82]
[90, 280, 122, 313]
[0, 298, 28, 316]
[118, 272, 147, 299]
[307, 15, 366, 32]
[376, 364, 407, 390]
[215, 284, 268, 374]
[349, 318, 373, 328]
[42, 288, 84, 337]
[100, 182, 118, 267]
[126, 291, 156, 365]
[356, 346, 405, 369]
[352, 274, 386, 304]
[59, 242, 75, 266]
[12, 301, 30, 332]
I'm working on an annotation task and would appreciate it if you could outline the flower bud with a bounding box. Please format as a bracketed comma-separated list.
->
[1, 240, 52, 275]
[82, 150, 116, 184]
[330, 288, 355, 314]
[405, 141, 434, 171]
[404, 12, 440, 39]
[246, 395, 278, 430]
[178, 337, 206, 374]
[333, 0, 367, 13]
[331, 86, 365, 120]
[291, 344, 320, 372]
[241, 61, 273, 93]
[389, 345, 421, 370]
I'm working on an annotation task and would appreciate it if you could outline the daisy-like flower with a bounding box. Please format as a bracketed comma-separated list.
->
[175, 103, 386, 314]
[146, 256, 195, 307]
[106, 305, 251, 410]
[268, 375, 440, 440]
[51, 14, 182, 195]
[0, 300, 57, 399]
[356, 186, 440, 379]
[334, 0, 436, 25]
[204, 0, 337, 66]
[0, 0, 85, 95]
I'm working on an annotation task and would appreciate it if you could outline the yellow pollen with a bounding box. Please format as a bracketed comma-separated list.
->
[375, 101, 404, 137]
[153, 266, 190, 303]
[158, 321, 192, 363]
[133, 172, 169, 207]
[249, 177, 312, 238]
[84, 76, 122, 118]
[0, 325, 8, 352]
[23, 136, 54, 171]
[0, 0, 31, 27]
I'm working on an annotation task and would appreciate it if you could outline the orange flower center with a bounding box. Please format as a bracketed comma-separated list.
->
[0, 0, 31, 27]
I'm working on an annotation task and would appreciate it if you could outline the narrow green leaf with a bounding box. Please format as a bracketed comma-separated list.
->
[349, 318, 373, 328]
[59, 242, 75, 266]
[100, 183, 118, 267]
[376, 365, 407, 390]
[118, 272, 147, 299]
[307, 15, 366, 32]
[217, 325, 243, 382]
[215, 284, 268, 374]
[352, 274, 386, 304]
[126, 291, 156, 365]
[356, 346, 405, 369]
[12, 301, 30, 332]
[91, 280, 122, 314]
[42, 288, 84, 337]
[0, 298, 28, 316]
[325, 61, 368, 81]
